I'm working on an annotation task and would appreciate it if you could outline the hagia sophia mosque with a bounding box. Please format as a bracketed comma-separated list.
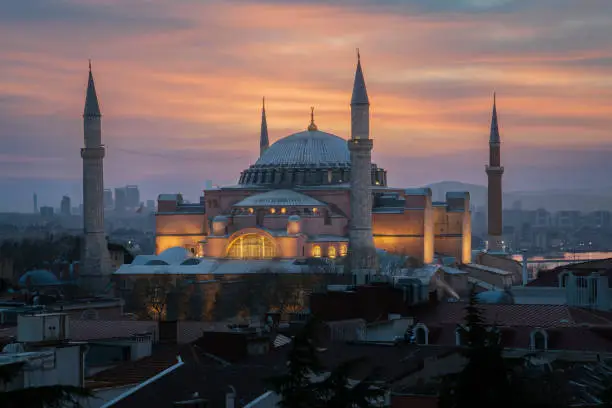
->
[79, 52, 506, 307]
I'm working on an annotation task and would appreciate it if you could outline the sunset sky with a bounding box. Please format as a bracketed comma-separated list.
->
[1, 0, 612, 211]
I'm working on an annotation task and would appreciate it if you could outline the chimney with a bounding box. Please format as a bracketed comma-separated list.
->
[226, 386, 236, 408]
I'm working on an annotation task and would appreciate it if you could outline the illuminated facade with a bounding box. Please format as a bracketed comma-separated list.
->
[154, 56, 472, 265]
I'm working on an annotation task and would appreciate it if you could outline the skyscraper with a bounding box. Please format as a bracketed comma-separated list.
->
[81, 61, 111, 293]
[103, 189, 113, 210]
[33, 193, 38, 214]
[125, 185, 140, 208]
[114, 187, 127, 212]
[60, 195, 71, 216]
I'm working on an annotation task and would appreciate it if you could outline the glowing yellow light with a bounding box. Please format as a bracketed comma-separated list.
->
[248, 208, 254, 214]
[312, 245, 321, 258]
[270, 208, 276, 214]
[375, 181, 380, 185]
[339, 245, 348, 257]
[312, 208, 318, 213]
[328, 246, 337, 259]
[281, 208, 287, 214]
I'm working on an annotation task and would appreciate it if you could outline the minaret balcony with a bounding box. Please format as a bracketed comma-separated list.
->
[81, 146, 106, 159]
[485, 165, 504, 175]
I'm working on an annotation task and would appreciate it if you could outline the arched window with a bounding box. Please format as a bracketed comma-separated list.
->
[339, 245, 348, 257]
[414, 323, 429, 345]
[227, 233, 276, 259]
[531, 329, 548, 351]
[328, 246, 337, 259]
[312, 245, 322, 258]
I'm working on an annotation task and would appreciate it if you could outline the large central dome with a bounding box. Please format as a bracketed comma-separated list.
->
[254, 129, 350, 168]
[238, 126, 387, 188]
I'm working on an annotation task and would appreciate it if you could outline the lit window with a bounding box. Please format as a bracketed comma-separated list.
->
[312, 245, 321, 258]
[339, 245, 348, 257]
[270, 208, 276, 214]
[328, 246, 337, 259]
[281, 208, 287, 214]
[312, 207, 318, 214]
[248, 208, 254, 214]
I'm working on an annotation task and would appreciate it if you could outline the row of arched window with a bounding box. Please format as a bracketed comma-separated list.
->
[311, 244, 348, 259]
[408, 323, 549, 351]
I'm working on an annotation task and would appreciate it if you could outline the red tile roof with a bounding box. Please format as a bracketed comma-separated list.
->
[412, 302, 612, 352]
[86, 345, 180, 389]
[528, 258, 612, 288]
[413, 302, 594, 328]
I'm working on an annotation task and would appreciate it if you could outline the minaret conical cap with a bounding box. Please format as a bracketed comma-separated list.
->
[351, 49, 369, 105]
[260, 97, 269, 150]
[84, 60, 101, 117]
[490, 92, 500, 144]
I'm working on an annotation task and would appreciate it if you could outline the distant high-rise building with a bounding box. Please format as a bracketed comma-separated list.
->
[40, 206, 54, 217]
[125, 185, 140, 208]
[33, 193, 38, 214]
[115, 187, 127, 212]
[60, 196, 71, 216]
[146, 199, 155, 212]
[103, 189, 113, 210]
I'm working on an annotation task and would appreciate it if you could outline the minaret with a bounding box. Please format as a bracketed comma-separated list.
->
[486, 93, 504, 251]
[260, 97, 269, 157]
[80, 61, 111, 294]
[348, 51, 377, 282]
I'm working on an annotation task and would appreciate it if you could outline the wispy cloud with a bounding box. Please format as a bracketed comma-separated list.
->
[0, 0, 611, 209]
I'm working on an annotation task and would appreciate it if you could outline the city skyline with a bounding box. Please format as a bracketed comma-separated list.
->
[2, 0, 612, 211]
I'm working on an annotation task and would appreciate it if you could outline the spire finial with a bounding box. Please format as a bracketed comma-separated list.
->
[84, 60, 101, 117]
[308, 106, 318, 131]
[260, 96, 269, 156]
[490, 92, 500, 144]
[351, 50, 369, 105]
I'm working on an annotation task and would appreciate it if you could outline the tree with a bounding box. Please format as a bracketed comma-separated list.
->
[268, 317, 387, 408]
[0, 362, 92, 408]
[438, 285, 511, 408]
[317, 357, 387, 408]
[267, 317, 324, 408]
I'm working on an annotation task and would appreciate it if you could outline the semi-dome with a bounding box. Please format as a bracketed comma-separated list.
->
[19, 270, 60, 287]
[255, 130, 350, 168]
[158, 246, 193, 264]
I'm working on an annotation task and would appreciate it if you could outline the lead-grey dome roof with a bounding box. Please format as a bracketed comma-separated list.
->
[254, 130, 350, 168]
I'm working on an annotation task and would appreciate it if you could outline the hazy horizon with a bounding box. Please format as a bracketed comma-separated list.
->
[2, 0, 612, 211]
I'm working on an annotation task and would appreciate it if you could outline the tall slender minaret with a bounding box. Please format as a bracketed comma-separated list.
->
[348, 51, 377, 282]
[81, 61, 111, 294]
[486, 93, 504, 251]
[260, 97, 269, 157]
